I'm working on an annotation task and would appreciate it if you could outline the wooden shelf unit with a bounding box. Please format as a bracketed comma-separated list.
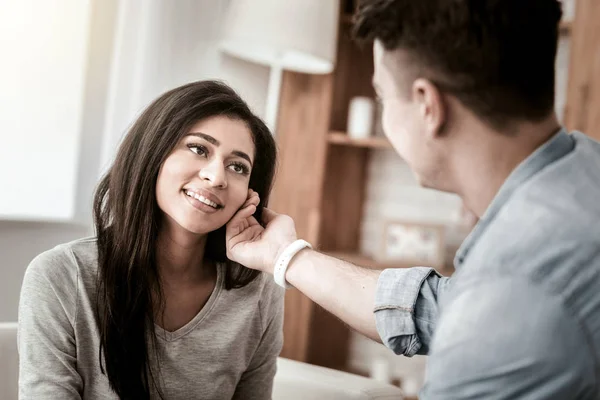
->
[271, 0, 600, 374]
[328, 131, 393, 149]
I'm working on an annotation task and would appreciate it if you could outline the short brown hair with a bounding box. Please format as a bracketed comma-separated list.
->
[354, 0, 563, 129]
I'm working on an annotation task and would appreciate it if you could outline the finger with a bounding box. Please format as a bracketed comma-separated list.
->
[242, 193, 260, 209]
[232, 224, 262, 245]
[228, 214, 260, 239]
[242, 189, 259, 204]
[247, 215, 260, 226]
[225, 208, 252, 238]
[228, 224, 264, 254]
[261, 208, 279, 224]
[239, 203, 257, 220]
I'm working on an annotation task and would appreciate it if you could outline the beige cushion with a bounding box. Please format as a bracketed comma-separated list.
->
[273, 357, 404, 400]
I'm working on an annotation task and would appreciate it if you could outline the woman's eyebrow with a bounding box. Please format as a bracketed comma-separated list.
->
[188, 132, 253, 167]
[232, 151, 253, 167]
[188, 132, 219, 146]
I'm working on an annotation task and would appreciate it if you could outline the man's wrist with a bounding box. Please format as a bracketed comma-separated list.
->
[283, 247, 313, 287]
[268, 240, 296, 275]
[273, 240, 312, 289]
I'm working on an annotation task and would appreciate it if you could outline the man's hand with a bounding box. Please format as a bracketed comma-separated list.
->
[227, 190, 384, 343]
[226, 189, 297, 274]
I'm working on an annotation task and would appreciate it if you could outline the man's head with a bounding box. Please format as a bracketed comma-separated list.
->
[354, 0, 563, 191]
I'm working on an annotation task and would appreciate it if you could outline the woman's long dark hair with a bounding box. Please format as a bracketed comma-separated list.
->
[92, 80, 277, 399]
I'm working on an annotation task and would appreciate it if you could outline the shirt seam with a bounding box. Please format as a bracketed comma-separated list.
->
[65, 246, 80, 374]
[258, 274, 267, 331]
[374, 305, 413, 312]
[62, 246, 80, 329]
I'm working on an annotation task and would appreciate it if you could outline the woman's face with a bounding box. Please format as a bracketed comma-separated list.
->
[156, 115, 255, 236]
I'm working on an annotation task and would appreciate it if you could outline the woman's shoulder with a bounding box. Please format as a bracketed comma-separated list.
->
[29, 236, 97, 266]
[21, 237, 99, 321]
[24, 237, 98, 288]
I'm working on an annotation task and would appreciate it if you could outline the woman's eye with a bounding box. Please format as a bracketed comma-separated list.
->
[187, 144, 207, 156]
[229, 162, 250, 175]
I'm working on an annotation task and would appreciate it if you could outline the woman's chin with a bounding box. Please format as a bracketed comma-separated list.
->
[162, 215, 220, 237]
[160, 208, 232, 237]
[179, 221, 219, 236]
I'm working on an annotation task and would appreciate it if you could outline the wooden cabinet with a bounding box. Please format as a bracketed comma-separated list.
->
[269, 2, 380, 370]
[271, 0, 599, 372]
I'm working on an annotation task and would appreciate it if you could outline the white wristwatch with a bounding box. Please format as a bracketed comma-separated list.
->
[273, 239, 312, 289]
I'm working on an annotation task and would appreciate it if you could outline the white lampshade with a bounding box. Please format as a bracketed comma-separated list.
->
[220, 0, 339, 74]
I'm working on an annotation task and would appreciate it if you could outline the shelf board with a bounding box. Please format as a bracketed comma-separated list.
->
[328, 131, 394, 150]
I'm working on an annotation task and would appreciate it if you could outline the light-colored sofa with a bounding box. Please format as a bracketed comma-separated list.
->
[1, 322, 403, 399]
[273, 357, 404, 399]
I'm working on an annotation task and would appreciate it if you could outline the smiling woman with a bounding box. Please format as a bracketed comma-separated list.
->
[17, 81, 280, 400]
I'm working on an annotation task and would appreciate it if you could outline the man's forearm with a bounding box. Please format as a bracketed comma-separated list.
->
[285, 249, 382, 343]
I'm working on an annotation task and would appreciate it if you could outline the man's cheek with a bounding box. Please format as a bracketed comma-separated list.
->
[382, 107, 395, 137]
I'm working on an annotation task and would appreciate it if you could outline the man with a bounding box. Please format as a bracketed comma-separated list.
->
[227, 0, 600, 398]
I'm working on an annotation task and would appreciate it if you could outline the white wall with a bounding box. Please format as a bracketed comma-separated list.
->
[0, 0, 118, 321]
[0, 0, 92, 221]
[100, 0, 270, 170]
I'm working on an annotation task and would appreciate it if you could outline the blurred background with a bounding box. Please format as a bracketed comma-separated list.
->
[0, 0, 596, 397]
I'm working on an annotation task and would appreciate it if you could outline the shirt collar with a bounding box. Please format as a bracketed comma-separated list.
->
[454, 128, 575, 268]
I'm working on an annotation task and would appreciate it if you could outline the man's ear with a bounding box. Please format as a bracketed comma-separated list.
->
[412, 78, 447, 138]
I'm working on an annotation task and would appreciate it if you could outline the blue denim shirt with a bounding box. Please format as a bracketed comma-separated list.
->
[374, 130, 600, 399]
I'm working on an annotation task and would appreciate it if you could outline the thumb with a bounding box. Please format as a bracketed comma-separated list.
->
[261, 208, 279, 225]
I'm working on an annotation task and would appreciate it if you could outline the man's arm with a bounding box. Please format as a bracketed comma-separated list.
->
[421, 276, 595, 399]
[226, 202, 448, 354]
[285, 250, 382, 341]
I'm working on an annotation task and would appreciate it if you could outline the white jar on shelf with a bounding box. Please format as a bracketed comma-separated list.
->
[347, 96, 375, 139]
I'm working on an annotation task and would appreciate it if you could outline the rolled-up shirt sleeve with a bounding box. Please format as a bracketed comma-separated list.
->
[374, 267, 451, 356]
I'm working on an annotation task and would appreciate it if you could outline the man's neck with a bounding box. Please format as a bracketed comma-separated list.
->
[453, 116, 561, 218]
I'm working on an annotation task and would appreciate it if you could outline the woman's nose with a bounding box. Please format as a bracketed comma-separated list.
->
[198, 160, 227, 189]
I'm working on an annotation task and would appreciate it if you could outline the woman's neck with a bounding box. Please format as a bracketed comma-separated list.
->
[156, 224, 212, 286]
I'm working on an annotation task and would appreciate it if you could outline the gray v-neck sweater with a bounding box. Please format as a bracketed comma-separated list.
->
[17, 237, 284, 399]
